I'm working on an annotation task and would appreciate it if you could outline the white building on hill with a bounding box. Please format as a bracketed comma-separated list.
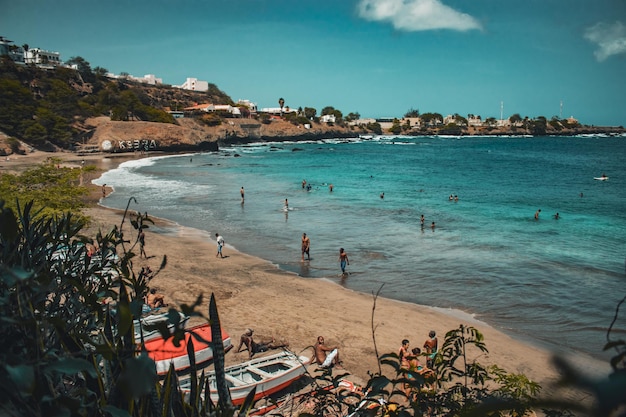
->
[24, 48, 61, 66]
[0, 38, 25, 63]
[175, 77, 209, 92]
[133, 74, 162, 85]
[237, 99, 258, 113]
[260, 107, 297, 114]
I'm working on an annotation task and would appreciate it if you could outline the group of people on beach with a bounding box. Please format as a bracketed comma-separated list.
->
[236, 329, 342, 369]
[398, 331, 438, 398]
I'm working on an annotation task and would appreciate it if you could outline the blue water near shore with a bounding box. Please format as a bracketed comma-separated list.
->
[95, 135, 626, 362]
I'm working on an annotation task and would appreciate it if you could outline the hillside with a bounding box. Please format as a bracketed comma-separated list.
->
[1, 59, 623, 157]
[0, 59, 361, 155]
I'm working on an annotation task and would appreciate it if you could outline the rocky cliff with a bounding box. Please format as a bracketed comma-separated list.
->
[80, 117, 363, 153]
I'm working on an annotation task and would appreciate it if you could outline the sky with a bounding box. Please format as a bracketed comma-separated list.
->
[2, 0, 626, 126]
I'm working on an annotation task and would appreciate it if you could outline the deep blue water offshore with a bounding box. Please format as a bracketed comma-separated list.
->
[96, 135, 626, 362]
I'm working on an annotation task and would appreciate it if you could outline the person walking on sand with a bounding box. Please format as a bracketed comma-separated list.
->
[102, 184, 107, 198]
[312, 336, 342, 368]
[240, 187, 245, 203]
[339, 248, 350, 275]
[138, 229, 147, 258]
[215, 233, 225, 258]
[301, 233, 310, 261]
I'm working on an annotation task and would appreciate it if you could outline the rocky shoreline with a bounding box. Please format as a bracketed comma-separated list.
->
[2, 116, 624, 157]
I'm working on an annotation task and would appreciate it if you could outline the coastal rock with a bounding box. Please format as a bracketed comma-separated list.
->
[83, 117, 219, 153]
[80, 116, 362, 153]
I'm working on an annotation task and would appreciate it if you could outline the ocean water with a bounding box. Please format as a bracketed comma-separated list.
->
[95, 135, 626, 362]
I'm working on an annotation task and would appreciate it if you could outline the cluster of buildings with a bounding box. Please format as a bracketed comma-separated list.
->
[1, 37, 63, 68]
[1, 36, 579, 130]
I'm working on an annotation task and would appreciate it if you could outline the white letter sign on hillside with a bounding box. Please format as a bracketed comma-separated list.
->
[116, 139, 158, 151]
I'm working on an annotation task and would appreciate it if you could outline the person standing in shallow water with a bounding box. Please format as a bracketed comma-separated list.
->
[339, 248, 350, 275]
[240, 187, 244, 203]
[535, 209, 541, 220]
[301, 233, 310, 261]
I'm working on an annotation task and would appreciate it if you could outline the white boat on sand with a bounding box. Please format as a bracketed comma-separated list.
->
[180, 350, 311, 405]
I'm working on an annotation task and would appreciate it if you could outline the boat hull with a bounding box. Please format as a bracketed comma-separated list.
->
[144, 323, 232, 375]
[181, 351, 310, 405]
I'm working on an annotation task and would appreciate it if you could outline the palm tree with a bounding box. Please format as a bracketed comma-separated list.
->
[278, 97, 285, 116]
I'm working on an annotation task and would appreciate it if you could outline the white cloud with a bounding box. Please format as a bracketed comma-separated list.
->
[584, 21, 626, 61]
[357, 0, 482, 32]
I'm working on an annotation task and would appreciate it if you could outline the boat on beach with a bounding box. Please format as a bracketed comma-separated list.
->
[144, 323, 232, 375]
[180, 350, 311, 405]
[134, 311, 188, 342]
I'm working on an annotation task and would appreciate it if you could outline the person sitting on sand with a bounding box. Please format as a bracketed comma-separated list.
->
[312, 335, 342, 368]
[145, 288, 167, 309]
[237, 328, 289, 358]
[404, 347, 435, 398]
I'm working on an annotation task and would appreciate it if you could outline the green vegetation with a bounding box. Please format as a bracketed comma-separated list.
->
[304, 107, 317, 120]
[405, 108, 420, 118]
[0, 158, 89, 220]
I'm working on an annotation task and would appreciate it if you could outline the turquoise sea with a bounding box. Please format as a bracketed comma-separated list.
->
[95, 135, 626, 362]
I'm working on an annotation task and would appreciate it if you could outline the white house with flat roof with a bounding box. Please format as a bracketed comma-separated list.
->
[237, 99, 257, 112]
[176, 78, 209, 92]
[0, 38, 25, 63]
[260, 107, 297, 114]
[134, 74, 162, 85]
[320, 114, 336, 123]
[24, 48, 61, 66]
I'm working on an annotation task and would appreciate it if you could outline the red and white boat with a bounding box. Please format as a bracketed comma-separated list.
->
[144, 323, 232, 375]
[180, 350, 311, 405]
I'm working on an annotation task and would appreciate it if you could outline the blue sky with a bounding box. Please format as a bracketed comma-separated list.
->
[2, 0, 626, 126]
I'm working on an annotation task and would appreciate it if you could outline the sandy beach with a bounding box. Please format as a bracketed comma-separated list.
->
[3, 149, 606, 405]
